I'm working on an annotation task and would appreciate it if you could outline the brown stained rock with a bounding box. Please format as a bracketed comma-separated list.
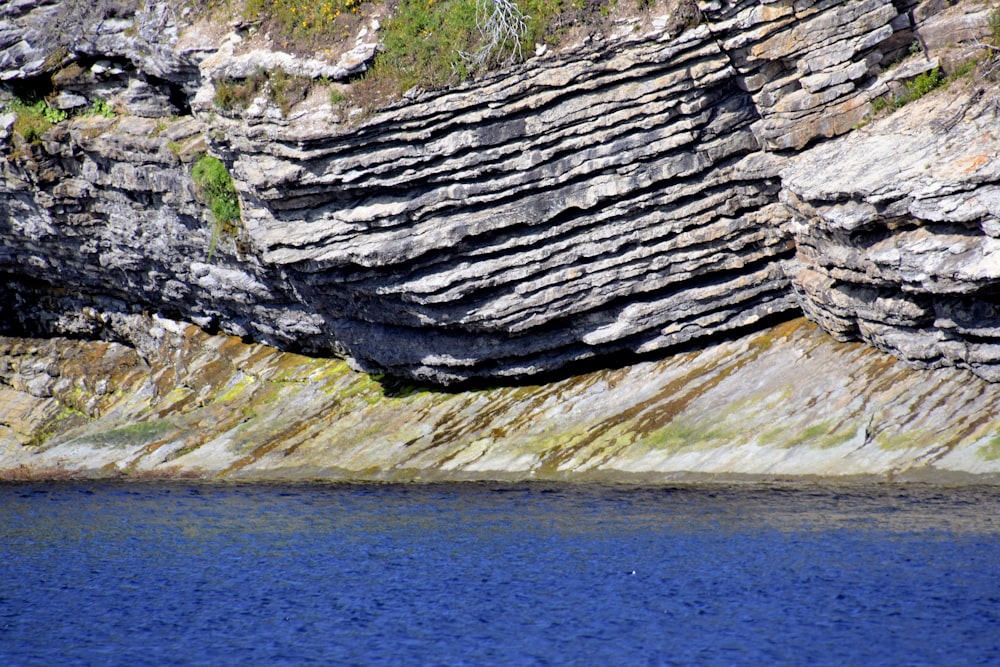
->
[3, 317, 1000, 481]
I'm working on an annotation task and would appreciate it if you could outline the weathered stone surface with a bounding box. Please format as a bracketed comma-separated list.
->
[783, 83, 1000, 382]
[705, 0, 904, 150]
[2, 317, 999, 482]
[0, 0, 997, 388]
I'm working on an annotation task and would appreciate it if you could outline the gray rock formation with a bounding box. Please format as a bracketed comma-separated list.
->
[784, 85, 1000, 381]
[1, 0, 998, 385]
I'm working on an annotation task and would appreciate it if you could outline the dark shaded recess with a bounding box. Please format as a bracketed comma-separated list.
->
[148, 73, 193, 116]
[832, 220, 985, 256]
[889, 0, 922, 63]
[934, 293, 1000, 326]
[971, 284, 1000, 299]
[382, 307, 802, 394]
[5, 74, 56, 104]
[54, 54, 135, 81]
[0, 277, 29, 337]
[342, 249, 797, 387]
[0, 272, 235, 347]
[0, 275, 124, 339]
[98, 0, 140, 20]
[47, 54, 190, 116]
[6, 55, 143, 110]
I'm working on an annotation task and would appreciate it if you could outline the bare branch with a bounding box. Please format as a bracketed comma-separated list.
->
[461, 0, 529, 70]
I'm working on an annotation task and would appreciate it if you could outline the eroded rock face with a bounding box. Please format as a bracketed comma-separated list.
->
[220, 26, 798, 382]
[783, 86, 1000, 381]
[1, 0, 998, 384]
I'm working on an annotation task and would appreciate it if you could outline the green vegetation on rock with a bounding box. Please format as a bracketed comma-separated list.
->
[2, 93, 117, 155]
[267, 68, 313, 115]
[359, 0, 482, 97]
[903, 67, 945, 102]
[978, 434, 1000, 461]
[85, 98, 116, 119]
[191, 155, 241, 257]
[357, 0, 626, 100]
[213, 70, 268, 111]
[241, 0, 657, 106]
[213, 67, 312, 116]
[244, 0, 366, 43]
[860, 60, 980, 129]
[5, 97, 67, 143]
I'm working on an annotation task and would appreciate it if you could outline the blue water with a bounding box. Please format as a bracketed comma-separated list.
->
[1, 482, 999, 666]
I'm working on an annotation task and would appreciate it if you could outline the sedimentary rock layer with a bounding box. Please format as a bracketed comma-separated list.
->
[1, 0, 998, 384]
[218, 26, 798, 382]
[783, 85, 1000, 380]
[2, 317, 999, 482]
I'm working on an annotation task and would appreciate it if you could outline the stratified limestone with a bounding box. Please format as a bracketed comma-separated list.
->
[0, 0, 997, 386]
[215, 26, 797, 382]
[705, 0, 902, 150]
[1, 2, 803, 384]
[783, 84, 1000, 382]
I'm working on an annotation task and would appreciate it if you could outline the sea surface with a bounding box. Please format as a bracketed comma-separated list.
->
[1, 481, 998, 666]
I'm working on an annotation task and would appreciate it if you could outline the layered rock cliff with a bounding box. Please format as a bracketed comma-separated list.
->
[2, 0, 997, 388]
[2, 0, 1000, 482]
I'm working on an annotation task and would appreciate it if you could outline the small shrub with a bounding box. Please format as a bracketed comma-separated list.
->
[268, 68, 312, 115]
[42, 46, 69, 72]
[329, 87, 347, 105]
[884, 67, 946, 109]
[859, 64, 953, 128]
[214, 68, 312, 116]
[990, 7, 1000, 48]
[949, 58, 978, 81]
[86, 98, 116, 118]
[213, 70, 267, 111]
[5, 98, 67, 143]
[905, 67, 945, 101]
[191, 155, 241, 258]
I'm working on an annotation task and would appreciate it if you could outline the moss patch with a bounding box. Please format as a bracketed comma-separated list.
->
[978, 434, 1000, 461]
[77, 419, 178, 450]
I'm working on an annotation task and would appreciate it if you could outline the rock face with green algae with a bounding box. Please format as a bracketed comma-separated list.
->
[2, 317, 999, 482]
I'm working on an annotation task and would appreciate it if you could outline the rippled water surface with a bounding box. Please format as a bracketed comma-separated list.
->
[2, 482, 999, 665]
